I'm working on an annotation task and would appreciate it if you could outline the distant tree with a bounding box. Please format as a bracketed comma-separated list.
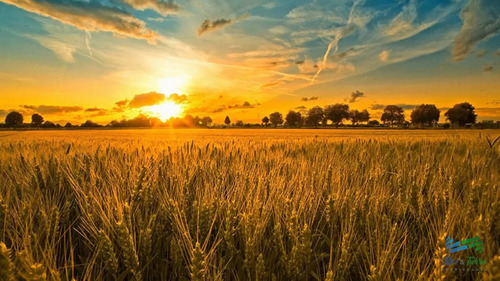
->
[358, 109, 370, 124]
[381, 105, 405, 126]
[5, 111, 23, 127]
[199, 116, 212, 126]
[411, 104, 440, 126]
[305, 106, 324, 127]
[262, 116, 270, 126]
[224, 116, 231, 126]
[184, 115, 195, 127]
[31, 113, 44, 127]
[445, 102, 477, 126]
[81, 120, 100, 128]
[235, 120, 244, 126]
[368, 120, 380, 126]
[65, 122, 73, 128]
[269, 112, 284, 127]
[324, 104, 350, 127]
[41, 121, 56, 128]
[285, 111, 302, 127]
[193, 116, 202, 126]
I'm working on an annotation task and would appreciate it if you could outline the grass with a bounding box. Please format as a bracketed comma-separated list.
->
[0, 129, 499, 280]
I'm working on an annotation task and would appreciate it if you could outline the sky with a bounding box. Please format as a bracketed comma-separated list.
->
[0, 0, 499, 124]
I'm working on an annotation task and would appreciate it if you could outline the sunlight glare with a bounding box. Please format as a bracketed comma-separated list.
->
[147, 101, 182, 121]
[158, 75, 189, 95]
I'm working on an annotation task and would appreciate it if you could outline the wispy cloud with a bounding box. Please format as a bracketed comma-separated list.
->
[301, 96, 319, 102]
[483, 64, 494, 72]
[452, 0, 500, 61]
[198, 14, 248, 37]
[0, 0, 158, 43]
[119, 0, 180, 16]
[378, 50, 390, 62]
[22, 105, 83, 114]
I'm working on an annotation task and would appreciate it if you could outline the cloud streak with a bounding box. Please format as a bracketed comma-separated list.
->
[119, 0, 180, 16]
[452, 0, 500, 61]
[22, 105, 83, 114]
[198, 14, 248, 37]
[0, 0, 158, 43]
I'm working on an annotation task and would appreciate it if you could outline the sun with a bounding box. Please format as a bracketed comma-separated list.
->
[147, 101, 183, 121]
[158, 75, 189, 95]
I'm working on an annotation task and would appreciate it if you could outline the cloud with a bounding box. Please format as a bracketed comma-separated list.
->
[294, 106, 308, 114]
[197, 14, 248, 37]
[475, 49, 488, 58]
[474, 107, 500, 119]
[128, 92, 165, 108]
[371, 104, 418, 110]
[119, 0, 180, 16]
[495, 49, 500, 56]
[167, 93, 188, 104]
[483, 64, 494, 72]
[22, 105, 83, 114]
[348, 90, 364, 103]
[211, 101, 258, 113]
[84, 107, 108, 116]
[379, 50, 390, 62]
[0, 0, 158, 43]
[263, 2, 276, 9]
[30, 36, 75, 62]
[487, 99, 500, 105]
[384, 0, 417, 37]
[301, 96, 319, 102]
[452, 0, 500, 62]
[269, 25, 288, 35]
[116, 99, 129, 107]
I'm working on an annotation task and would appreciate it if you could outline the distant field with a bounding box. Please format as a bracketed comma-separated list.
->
[0, 129, 498, 280]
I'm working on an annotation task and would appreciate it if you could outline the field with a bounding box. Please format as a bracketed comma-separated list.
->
[0, 129, 499, 281]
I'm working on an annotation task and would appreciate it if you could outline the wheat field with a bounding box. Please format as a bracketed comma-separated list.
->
[0, 129, 499, 281]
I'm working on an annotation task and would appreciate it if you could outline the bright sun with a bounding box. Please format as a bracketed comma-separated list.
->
[147, 101, 182, 121]
[144, 75, 190, 121]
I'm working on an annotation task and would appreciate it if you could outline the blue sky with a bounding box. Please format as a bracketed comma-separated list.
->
[0, 0, 499, 123]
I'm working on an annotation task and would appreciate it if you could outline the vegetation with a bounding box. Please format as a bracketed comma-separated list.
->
[0, 129, 498, 280]
[0, 102, 489, 129]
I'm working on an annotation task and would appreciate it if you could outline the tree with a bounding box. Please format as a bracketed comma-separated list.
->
[349, 109, 369, 125]
[235, 120, 244, 126]
[224, 116, 231, 126]
[31, 113, 44, 127]
[324, 104, 350, 127]
[262, 116, 270, 126]
[285, 111, 302, 127]
[42, 121, 56, 128]
[445, 102, 477, 126]
[305, 106, 324, 127]
[269, 112, 283, 127]
[201, 116, 212, 126]
[65, 122, 73, 128]
[81, 120, 100, 127]
[5, 111, 23, 127]
[368, 120, 380, 126]
[410, 104, 440, 126]
[381, 105, 405, 126]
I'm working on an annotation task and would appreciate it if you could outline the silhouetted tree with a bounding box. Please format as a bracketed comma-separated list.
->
[411, 104, 440, 126]
[262, 116, 270, 126]
[368, 120, 380, 126]
[224, 116, 231, 126]
[65, 122, 73, 128]
[325, 104, 350, 127]
[269, 112, 284, 127]
[42, 121, 56, 128]
[81, 120, 100, 127]
[349, 109, 370, 125]
[306, 106, 324, 127]
[31, 113, 44, 127]
[235, 120, 244, 126]
[5, 111, 23, 127]
[445, 102, 477, 126]
[201, 116, 212, 126]
[381, 105, 405, 126]
[285, 111, 302, 127]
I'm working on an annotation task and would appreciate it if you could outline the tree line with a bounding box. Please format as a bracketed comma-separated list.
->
[0, 102, 481, 129]
[256, 102, 478, 128]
